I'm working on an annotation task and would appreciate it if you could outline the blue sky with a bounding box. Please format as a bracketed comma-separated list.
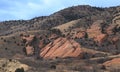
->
[0, 0, 120, 21]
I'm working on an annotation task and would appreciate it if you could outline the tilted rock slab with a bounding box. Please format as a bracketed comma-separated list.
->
[40, 37, 83, 59]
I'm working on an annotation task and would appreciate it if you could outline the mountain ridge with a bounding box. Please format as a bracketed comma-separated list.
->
[0, 5, 118, 36]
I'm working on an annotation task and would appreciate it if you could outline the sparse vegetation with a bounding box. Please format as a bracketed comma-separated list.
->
[0, 5, 120, 72]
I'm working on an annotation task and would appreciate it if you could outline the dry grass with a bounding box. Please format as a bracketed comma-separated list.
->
[53, 19, 81, 32]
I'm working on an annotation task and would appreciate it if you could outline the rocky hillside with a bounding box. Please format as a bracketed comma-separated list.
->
[0, 5, 120, 36]
[0, 5, 120, 72]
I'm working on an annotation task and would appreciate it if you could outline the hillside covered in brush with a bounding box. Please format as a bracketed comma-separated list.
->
[0, 5, 120, 36]
[0, 5, 120, 72]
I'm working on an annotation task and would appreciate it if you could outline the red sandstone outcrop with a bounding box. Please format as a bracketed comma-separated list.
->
[21, 34, 83, 59]
[87, 20, 103, 38]
[108, 36, 119, 44]
[21, 34, 36, 56]
[25, 45, 34, 56]
[40, 37, 83, 59]
[94, 34, 107, 44]
[103, 58, 120, 70]
[87, 20, 107, 43]
[106, 24, 116, 35]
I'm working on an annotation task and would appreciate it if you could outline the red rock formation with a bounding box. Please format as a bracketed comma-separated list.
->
[86, 20, 107, 43]
[103, 58, 120, 70]
[40, 37, 83, 59]
[108, 36, 119, 44]
[106, 24, 117, 35]
[21, 34, 83, 59]
[112, 36, 119, 43]
[21, 35, 35, 56]
[94, 34, 107, 44]
[26, 45, 34, 56]
[87, 20, 103, 38]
